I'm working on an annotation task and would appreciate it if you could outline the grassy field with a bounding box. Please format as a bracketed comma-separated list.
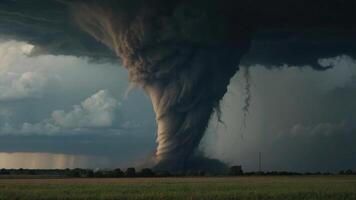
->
[0, 176, 356, 200]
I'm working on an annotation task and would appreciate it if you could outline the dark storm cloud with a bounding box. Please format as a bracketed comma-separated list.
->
[242, 31, 356, 68]
[0, 0, 355, 171]
[0, 0, 114, 58]
[1, 0, 355, 64]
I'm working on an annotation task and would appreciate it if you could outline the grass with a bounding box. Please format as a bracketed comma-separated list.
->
[0, 176, 356, 200]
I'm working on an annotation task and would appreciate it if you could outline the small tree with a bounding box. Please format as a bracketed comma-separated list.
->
[0, 168, 9, 175]
[345, 169, 353, 175]
[70, 168, 81, 177]
[114, 168, 124, 177]
[94, 170, 104, 178]
[125, 167, 136, 177]
[139, 168, 154, 177]
[198, 170, 206, 176]
[229, 166, 243, 176]
[155, 170, 171, 177]
[86, 170, 94, 178]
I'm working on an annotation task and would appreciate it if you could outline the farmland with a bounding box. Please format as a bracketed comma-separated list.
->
[0, 176, 356, 200]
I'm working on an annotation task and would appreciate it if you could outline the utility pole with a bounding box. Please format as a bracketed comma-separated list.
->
[259, 152, 262, 172]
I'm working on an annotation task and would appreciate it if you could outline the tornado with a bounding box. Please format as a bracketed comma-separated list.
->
[69, 0, 254, 171]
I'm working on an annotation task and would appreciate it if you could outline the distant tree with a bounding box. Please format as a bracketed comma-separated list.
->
[102, 170, 116, 178]
[0, 168, 9, 175]
[77, 169, 94, 178]
[345, 169, 353, 175]
[125, 168, 136, 177]
[139, 168, 155, 177]
[155, 171, 171, 177]
[198, 170, 206, 176]
[71, 168, 82, 177]
[114, 168, 124, 177]
[323, 172, 332, 176]
[86, 170, 94, 178]
[186, 170, 198, 176]
[28, 170, 36, 175]
[257, 171, 265, 175]
[229, 166, 243, 176]
[94, 170, 104, 178]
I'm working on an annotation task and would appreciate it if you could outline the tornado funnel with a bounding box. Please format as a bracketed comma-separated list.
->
[71, 0, 253, 171]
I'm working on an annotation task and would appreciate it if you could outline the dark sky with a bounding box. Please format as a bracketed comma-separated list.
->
[0, 0, 355, 171]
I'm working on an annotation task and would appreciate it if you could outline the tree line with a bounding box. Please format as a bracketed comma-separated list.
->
[0, 166, 355, 178]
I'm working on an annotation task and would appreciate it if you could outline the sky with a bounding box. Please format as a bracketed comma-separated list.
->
[0, 40, 156, 169]
[0, 40, 355, 172]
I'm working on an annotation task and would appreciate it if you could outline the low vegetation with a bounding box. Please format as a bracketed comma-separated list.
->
[1, 167, 356, 199]
[0, 176, 356, 200]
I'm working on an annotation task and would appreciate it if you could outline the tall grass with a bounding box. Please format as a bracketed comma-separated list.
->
[0, 176, 355, 200]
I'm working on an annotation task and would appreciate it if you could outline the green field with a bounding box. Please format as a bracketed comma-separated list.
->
[0, 176, 356, 200]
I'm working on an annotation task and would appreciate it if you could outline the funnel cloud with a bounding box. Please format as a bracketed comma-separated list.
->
[69, 0, 255, 171]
